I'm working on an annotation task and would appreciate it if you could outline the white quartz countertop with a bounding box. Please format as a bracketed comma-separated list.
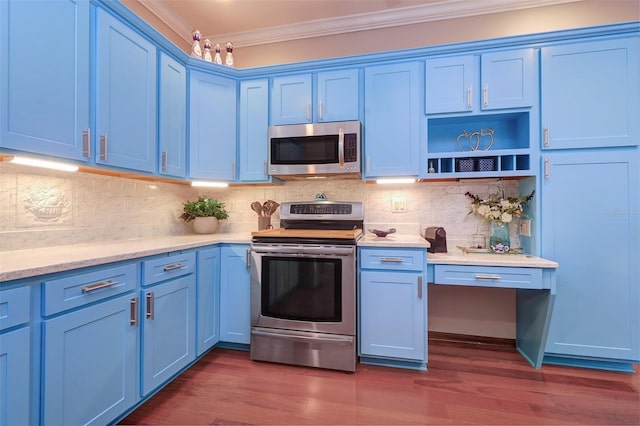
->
[0, 233, 251, 282]
[357, 233, 430, 248]
[428, 250, 559, 268]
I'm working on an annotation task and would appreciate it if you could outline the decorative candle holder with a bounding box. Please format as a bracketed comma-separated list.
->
[203, 39, 212, 62]
[191, 30, 202, 59]
[224, 42, 234, 67]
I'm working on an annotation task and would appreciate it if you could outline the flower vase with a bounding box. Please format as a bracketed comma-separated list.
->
[489, 221, 510, 253]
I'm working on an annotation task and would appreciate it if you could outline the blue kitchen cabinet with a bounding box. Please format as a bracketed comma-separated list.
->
[189, 71, 237, 180]
[141, 253, 196, 396]
[541, 37, 639, 150]
[196, 246, 221, 355]
[363, 62, 421, 178]
[358, 248, 427, 370]
[96, 9, 157, 173]
[0, 286, 31, 426]
[270, 69, 359, 125]
[425, 48, 535, 114]
[542, 150, 639, 370]
[220, 244, 251, 345]
[158, 53, 187, 178]
[238, 79, 270, 182]
[0, 0, 90, 162]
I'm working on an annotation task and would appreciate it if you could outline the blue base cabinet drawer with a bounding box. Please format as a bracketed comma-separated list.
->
[0, 285, 30, 331]
[142, 252, 195, 287]
[43, 263, 137, 316]
[434, 265, 544, 289]
[359, 248, 425, 271]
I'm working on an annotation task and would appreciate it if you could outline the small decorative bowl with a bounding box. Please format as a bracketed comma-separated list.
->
[369, 228, 397, 238]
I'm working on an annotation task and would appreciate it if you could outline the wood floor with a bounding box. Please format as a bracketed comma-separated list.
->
[120, 338, 639, 425]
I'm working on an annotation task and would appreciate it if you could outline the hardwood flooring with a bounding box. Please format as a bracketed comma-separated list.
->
[120, 338, 639, 425]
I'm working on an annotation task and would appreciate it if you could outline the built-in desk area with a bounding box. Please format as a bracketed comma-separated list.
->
[427, 251, 559, 368]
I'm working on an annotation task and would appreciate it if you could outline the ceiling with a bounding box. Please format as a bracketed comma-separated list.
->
[135, 0, 583, 48]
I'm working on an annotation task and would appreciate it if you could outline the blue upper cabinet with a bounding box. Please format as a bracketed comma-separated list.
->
[541, 37, 639, 150]
[158, 53, 187, 178]
[96, 9, 157, 173]
[0, 0, 90, 161]
[189, 71, 237, 180]
[238, 79, 270, 182]
[364, 62, 421, 178]
[426, 48, 535, 114]
[270, 69, 359, 125]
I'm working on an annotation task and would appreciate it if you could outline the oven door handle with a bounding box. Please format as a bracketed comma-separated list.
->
[252, 329, 354, 345]
[251, 246, 354, 256]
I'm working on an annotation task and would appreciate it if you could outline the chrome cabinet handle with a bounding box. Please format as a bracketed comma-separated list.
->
[319, 101, 323, 120]
[161, 151, 168, 172]
[162, 263, 184, 272]
[475, 274, 502, 280]
[543, 126, 550, 147]
[99, 134, 107, 160]
[81, 279, 118, 293]
[544, 158, 551, 179]
[146, 292, 154, 320]
[232, 161, 236, 179]
[246, 250, 251, 269]
[130, 297, 138, 326]
[306, 102, 311, 121]
[263, 160, 267, 177]
[417, 276, 423, 300]
[365, 155, 370, 175]
[380, 257, 403, 263]
[483, 84, 489, 107]
[82, 128, 91, 158]
[467, 86, 472, 109]
[338, 127, 345, 168]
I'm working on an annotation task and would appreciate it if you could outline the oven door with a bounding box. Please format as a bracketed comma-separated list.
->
[250, 243, 355, 336]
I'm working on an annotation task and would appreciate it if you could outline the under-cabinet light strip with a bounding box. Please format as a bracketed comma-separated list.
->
[4, 155, 79, 172]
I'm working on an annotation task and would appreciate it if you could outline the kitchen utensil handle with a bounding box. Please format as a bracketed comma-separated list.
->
[338, 127, 345, 168]
[483, 84, 489, 107]
[544, 158, 551, 179]
[475, 274, 502, 280]
[81, 279, 118, 293]
[467, 86, 472, 109]
[130, 297, 138, 326]
[146, 292, 154, 320]
[543, 126, 550, 147]
[161, 151, 168, 172]
[380, 257, 403, 263]
[82, 128, 91, 158]
[162, 263, 184, 272]
[417, 276, 423, 299]
[99, 134, 107, 160]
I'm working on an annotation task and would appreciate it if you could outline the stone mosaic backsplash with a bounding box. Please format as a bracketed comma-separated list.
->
[0, 163, 523, 251]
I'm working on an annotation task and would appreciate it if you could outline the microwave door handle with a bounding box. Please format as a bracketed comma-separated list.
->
[338, 128, 345, 168]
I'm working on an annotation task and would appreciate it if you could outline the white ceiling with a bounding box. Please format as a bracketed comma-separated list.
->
[136, 0, 583, 48]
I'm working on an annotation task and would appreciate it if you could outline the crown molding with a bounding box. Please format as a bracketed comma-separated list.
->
[137, 0, 583, 49]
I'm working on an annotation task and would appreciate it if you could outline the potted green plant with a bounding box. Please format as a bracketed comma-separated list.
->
[180, 196, 229, 234]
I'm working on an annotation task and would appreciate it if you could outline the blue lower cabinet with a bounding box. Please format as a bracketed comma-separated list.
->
[141, 266, 196, 396]
[42, 293, 139, 426]
[0, 327, 31, 426]
[196, 247, 221, 356]
[220, 245, 251, 345]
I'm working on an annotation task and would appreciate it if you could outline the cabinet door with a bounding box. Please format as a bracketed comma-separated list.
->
[0, 327, 30, 426]
[359, 270, 426, 361]
[238, 79, 269, 182]
[197, 247, 220, 356]
[542, 150, 639, 361]
[43, 294, 138, 426]
[541, 38, 639, 150]
[270, 75, 312, 125]
[0, 0, 90, 161]
[220, 245, 251, 344]
[425, 55, 475, 114]
[158, 53, 187, 178]
[364, 62, 421, 178]
[96, 9, 157, 172]
[189, 71, 237, 180]
[481, 48, 535, 110]
[316, 69, 359, 122]
[142, 275, 196, 396]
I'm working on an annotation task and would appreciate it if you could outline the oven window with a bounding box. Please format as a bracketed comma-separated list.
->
[261, 256, 341, 322]
[270, 135, 339, 165]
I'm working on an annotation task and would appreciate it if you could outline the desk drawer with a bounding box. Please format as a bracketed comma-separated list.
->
[434, 264, 543, 289]
[43, 263, 137, 316]
[142, 252, 195, 287]
[0, 286, 30, 331]
[359, 248, 425, 271]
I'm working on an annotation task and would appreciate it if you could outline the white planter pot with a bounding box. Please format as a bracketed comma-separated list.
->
[192, 217, 218, 234]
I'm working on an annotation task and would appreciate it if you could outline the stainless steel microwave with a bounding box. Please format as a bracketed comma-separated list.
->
[268, 121, 361, 180]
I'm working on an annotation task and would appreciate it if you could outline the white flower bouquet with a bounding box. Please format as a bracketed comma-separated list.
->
[465, 189, 535, 225]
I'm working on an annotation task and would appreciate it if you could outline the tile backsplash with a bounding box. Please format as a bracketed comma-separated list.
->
[1, 163, 522, 251]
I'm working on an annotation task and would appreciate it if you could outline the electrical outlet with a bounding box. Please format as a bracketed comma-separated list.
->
[519, 219, 531, 237]
[391, 197, 407, 213]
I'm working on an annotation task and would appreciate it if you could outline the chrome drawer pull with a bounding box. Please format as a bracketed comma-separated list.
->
[417, 276, 423, 300]
[475, 274, 502, 280]
[146, 292, 154, 320]
[130, 297, 138, 326]
[162, 263, 184, 272]
[380, 257, 404, 263]
[81, 279, 118, 293]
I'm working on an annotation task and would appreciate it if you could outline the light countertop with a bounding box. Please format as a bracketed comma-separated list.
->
[428, 250, 559, 268]
[357, 233, 430, 248]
